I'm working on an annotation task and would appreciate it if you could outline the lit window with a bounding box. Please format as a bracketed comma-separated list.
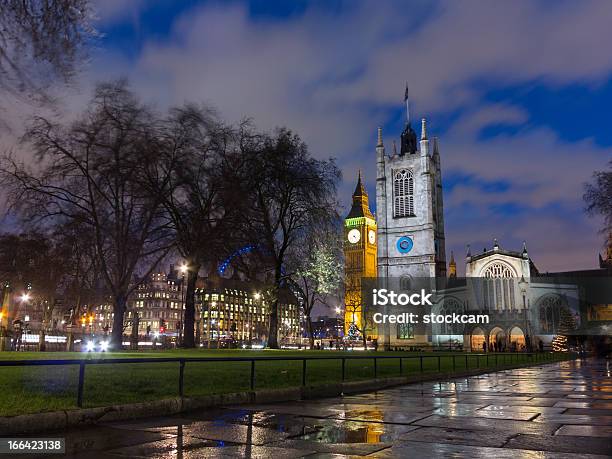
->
[397, 323, 414, 339]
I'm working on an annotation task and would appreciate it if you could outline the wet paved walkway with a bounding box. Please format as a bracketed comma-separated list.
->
[54, 358, 611, 458]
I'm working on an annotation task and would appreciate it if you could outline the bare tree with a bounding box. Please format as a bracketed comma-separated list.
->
[0, 0, 93, 111]
[52, 220, 103, 350]
[584, 160, 612, 235]
[1, 81, 174, 348]
[292, 227, 342, 349]
[0, 230, 72, 350]
[239, 128, 340, 348]
[152, 105, 240, 348]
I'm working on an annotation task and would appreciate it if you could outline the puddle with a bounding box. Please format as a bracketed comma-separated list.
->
[296, 421, 391, 443]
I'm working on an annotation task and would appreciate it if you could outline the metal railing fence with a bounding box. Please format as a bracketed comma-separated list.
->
[0, 351, 572, 408]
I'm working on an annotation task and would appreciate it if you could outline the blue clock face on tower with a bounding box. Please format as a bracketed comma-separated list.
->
[397, 236, 414, 254]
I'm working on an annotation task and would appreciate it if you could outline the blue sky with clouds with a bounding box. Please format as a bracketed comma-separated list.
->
[5, 0, 612, 275]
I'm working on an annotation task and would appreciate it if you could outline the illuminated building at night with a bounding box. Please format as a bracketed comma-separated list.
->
[344, 172, 378, 337]
[197, 274, 300, 347]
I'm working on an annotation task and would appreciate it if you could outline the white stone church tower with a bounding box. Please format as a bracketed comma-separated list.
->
[376, 87, 446, 280]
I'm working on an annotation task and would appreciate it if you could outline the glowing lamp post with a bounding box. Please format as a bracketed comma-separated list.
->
[178, 263, 189, 346]
[251, 292, 261, 348]
[518, 275, 531, 351]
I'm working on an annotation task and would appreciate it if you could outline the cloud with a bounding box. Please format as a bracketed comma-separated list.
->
[91, 0, 146, 25]
[3, 0, 611, 272]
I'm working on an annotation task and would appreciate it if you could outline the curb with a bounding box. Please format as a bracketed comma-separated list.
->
[0, 358, 568, 435]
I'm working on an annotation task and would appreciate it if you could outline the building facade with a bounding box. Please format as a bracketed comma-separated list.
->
[197, 275, 301, 347]
[376, 87, 446, 281]
[92, 266, 187, 339]
[344, 172, 378, 335]
[355, 88, 611, 352]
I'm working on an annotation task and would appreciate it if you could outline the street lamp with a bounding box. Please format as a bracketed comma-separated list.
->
[207, 301, 217, 349]
[518, 275, 531, 351]
[179, 263, 189, 346]
[251, 293, 261, 348]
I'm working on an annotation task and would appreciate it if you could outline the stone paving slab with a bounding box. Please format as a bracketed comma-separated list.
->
[564, 408, 612, 416]
[533, 414, 612, 425]
[555, 424, 612, 437]
[504, 433, 612, 455]
[478, 404, 566, 414]
[371, 440, 611, 459]
[110, 441, 317, 458]
[399, 426, 513, 447]
[267, 438, 390, 455]
[412, 414, 561, 435]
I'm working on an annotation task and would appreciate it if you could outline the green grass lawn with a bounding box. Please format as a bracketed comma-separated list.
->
[0, 349, 568, 417]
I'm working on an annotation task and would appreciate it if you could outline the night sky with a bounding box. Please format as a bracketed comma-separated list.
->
[3, 0, 611, 275]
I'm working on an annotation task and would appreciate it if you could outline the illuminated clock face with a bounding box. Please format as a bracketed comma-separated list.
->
[397, 236, 414, 254]
[368, 229, 376, 244]
[347, 229, 361, 244]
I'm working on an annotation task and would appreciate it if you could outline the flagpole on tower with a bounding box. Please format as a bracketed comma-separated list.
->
[404, 83, 410, 124]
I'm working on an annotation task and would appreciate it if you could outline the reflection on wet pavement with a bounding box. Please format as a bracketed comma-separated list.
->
[46, 358, 612, 458]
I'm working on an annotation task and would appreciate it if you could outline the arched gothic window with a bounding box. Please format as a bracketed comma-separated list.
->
[436, 297, 463, 335]
[393, 169, 414, 218]
[538, 295, 564, 333]
[481, 262, 516, 311]
[483, 263, 514, 278]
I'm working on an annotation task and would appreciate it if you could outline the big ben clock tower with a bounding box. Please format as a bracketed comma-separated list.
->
[344, 172, 377, 335]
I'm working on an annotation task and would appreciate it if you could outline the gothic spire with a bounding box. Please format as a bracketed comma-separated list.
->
[421, 118, 427, 140]
[354, 169, 365, 196]
[346, 171, 374, 219]
[448, 251, 457, 278]
[376, 127, 383, 147]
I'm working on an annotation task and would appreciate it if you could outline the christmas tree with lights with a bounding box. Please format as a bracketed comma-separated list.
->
[347, 322, 359, 341]
[551, 307, 576, 352]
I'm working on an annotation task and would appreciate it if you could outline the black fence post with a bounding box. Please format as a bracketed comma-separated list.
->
[179, 360, 185, 397]
[495, 354, 498, 367]
[437, 355, 441, 372]
[476, 354, 479, 368]
[302, 359, 307, 387]
[452, 355, 456, 371]
[250, 360, 255, 390]
[374, 357, 377, 378]
[486, 354, 489, 367]
[342, 358, 346, 381]
[399, 358, 403, 376]
[420, 356, 424, 373]
[77, 361, 86, 408]
[465, 354, 468, 369]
